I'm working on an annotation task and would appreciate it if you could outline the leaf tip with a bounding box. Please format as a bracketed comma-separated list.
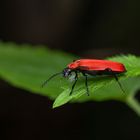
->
[52, 101, 59, 109]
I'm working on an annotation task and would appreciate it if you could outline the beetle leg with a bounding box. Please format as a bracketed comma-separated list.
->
[106, 68, 125, 93]
[113, 74, 125, 93]
[69, 72, 78, 95]
[82, 73, 89, 96]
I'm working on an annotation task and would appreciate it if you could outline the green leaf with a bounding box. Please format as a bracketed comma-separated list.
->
[0, 42, 75, 99]
[0, 42, 140, 116]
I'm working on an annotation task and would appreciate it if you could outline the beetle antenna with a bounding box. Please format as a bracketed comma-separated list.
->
[41, 72, 62, 88]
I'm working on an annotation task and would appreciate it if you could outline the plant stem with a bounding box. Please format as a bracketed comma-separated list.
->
[126, 96, 140, 116]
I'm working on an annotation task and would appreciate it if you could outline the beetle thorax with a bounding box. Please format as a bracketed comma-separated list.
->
[68, 60, 80, 69]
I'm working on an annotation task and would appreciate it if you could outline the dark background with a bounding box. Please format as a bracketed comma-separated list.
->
[0, 0, 140, 140]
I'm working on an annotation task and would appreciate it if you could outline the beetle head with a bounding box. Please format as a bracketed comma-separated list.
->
[63, 68, 72, 77]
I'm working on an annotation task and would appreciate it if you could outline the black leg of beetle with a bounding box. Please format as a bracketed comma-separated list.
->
[113, 74, 125, 93]
[106, 68, 125, 93]
[82, 73, 89, 96]
[69, 72, 78, 95]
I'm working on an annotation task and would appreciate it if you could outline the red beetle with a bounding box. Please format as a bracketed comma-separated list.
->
[42, 59, 126, 95]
